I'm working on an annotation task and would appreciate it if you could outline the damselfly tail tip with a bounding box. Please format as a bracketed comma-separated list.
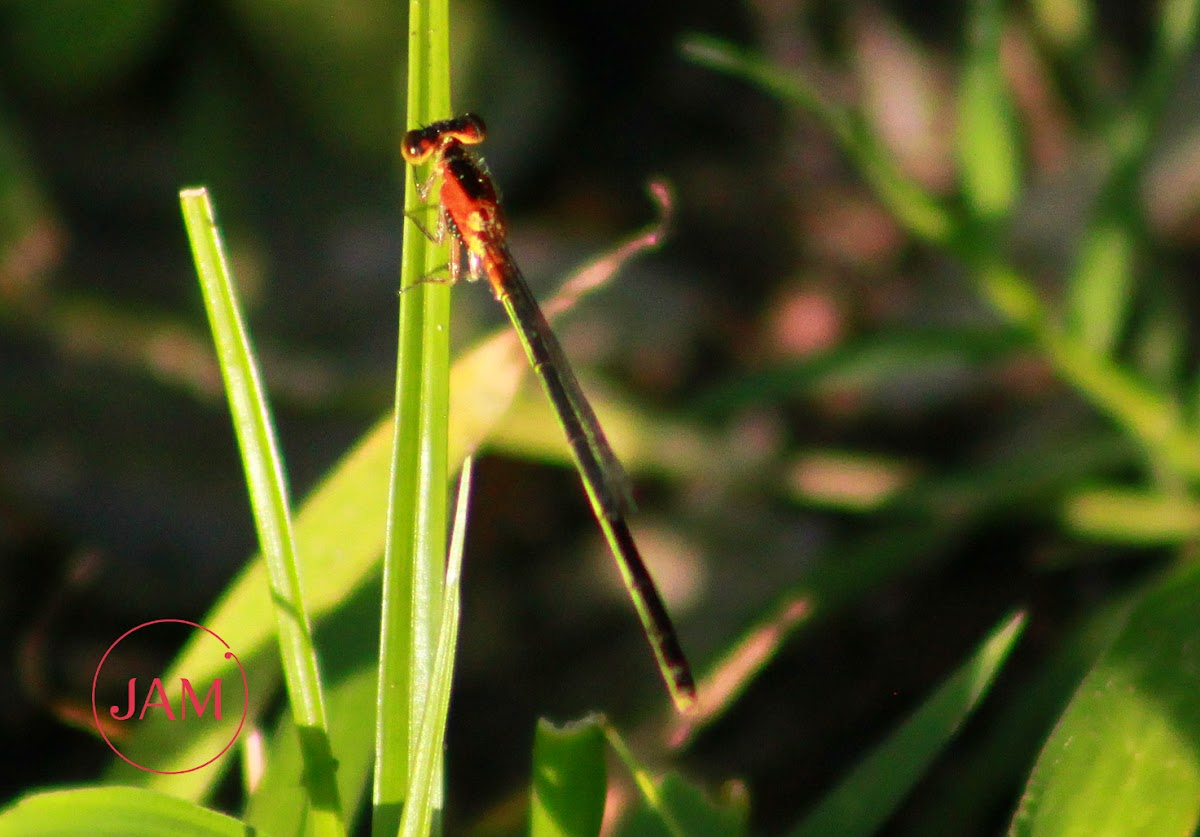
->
[668, 671, 699, 716]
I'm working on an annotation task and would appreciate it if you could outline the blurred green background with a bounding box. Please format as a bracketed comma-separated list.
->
[3, 0, 1200, 833]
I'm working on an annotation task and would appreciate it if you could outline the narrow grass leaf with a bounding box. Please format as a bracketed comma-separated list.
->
[906, 597, 1134, 835]
[180, 187, 343, 834]
[399, 458, 473, 837]
[244, 579, 381, 835]
[957, 0, 1019, 222]
[603, 721, 685, 837]
[530, 717, 607, 837]
[790, 611, 1025, 837]
[373, 0, 454, 831]
[0, 786, 257, 837]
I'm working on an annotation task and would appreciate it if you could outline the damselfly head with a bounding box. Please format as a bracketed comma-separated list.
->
[401, 113, 488, 164]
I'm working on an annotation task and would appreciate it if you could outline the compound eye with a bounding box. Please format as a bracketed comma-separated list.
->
[454, 113, 487, 145]
[401, 131, 435, 163]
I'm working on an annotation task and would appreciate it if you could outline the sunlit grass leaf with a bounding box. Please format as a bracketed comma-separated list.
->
[530, 717, 607, 837]
[179, 187, 342, 833]
[398, 460, 473, 837]
[374, 0, 454, 830]
[243, 580, 380, 834]
[1009, 561, 1200, 835]
[790, 612, 1025, 837]
[0, 786, 257, 837]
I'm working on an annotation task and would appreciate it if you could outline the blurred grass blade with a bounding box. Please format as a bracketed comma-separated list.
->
[1063, 186, 1137, 356]
[957, 0, 1019, 223]
[530, 717, 607, 837]
[399, 458, 473, 837]
[679, 33, 954, 246]
[1028, 0, 1094, 56]
[1065, 0, 1200, 355]
[654, 774, 749, 837]
[179, 187, 343, 834]
[1063, 487, 1200, 544]
[0, 786, 257, 837]
[790, 611, 1025, 837]
[1009, 563, 1200, 836]
[373, 0, 453, 830]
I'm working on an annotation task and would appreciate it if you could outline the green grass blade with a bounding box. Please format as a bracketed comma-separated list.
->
[373, 0, 454, 831]
[0, 787, 258, 837]
[398, 458, 473, 837]
[179, 187, 343, 835]
[790, 611, 1026, 837]
[530, 717, 607, 837]
[244, 581, 381, 835]
[957, 0, 1019, 224]
[905, 597, 1134, 835]
[1009, 563, 1200, 836]
[1063, 186, 1138, 356]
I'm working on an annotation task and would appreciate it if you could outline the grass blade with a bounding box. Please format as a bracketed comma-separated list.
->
[0, 786, 258, 837]
[180, 187, 343, 834]
[399, 459, 473, 837]
[1009, 564, 1200, 836]
[530, 718, 607, 837]
[790, 611, 1025, 837]
[957, 0, 1019, 223]
[373, 0, 454, 832]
